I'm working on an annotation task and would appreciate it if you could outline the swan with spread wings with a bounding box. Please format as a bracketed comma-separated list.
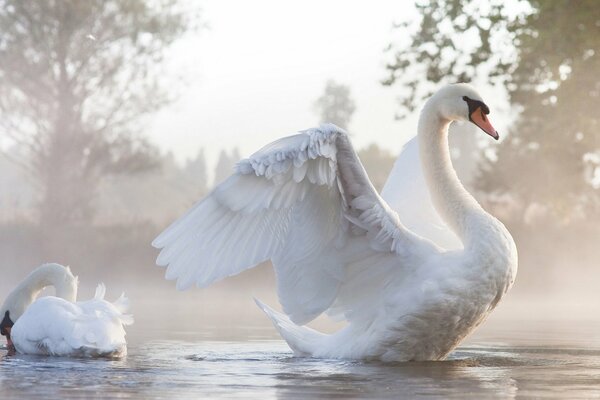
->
[153, 84, 517, 362]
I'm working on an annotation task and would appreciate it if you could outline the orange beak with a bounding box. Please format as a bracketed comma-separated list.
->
[470, 107, 499, 140]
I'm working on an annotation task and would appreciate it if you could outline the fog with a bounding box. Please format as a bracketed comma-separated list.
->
[1, 0, 599, 344]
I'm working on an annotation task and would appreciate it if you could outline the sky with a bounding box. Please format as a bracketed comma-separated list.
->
[148, 1, 413, 169]
[147, 0, 511, 177]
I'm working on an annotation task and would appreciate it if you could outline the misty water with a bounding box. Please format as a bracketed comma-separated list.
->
[2, 293, 600, 400]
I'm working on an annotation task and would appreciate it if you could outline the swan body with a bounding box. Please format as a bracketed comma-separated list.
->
[153, 84, 517, 361]
[0, 263, 132, 357]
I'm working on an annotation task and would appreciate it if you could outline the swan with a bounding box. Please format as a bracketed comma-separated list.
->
[0, 263, 133, 357]
[153, 83, 517, 361]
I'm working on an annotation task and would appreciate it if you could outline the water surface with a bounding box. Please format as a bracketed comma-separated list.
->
[2, 321, 600, 399]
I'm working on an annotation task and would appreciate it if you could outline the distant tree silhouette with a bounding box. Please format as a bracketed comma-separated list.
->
[214, 148, 241, 186]
[185, 148, 208, 197]
[0, 0, 201, 229]
[96, 150, 209, 225]
[314, 80, 356, 130]
[0, 150, 35, 220]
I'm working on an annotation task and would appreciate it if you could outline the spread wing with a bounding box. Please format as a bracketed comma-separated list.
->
[153, 124, 437, 324]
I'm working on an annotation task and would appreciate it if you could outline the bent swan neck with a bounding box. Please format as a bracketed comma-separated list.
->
[417, 106, 486, 247]
[1, 264, 78, 321]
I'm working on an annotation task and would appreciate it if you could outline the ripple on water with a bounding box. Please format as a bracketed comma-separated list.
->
[2, 340, 600, 399]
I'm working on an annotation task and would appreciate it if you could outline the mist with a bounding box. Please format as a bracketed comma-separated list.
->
[0, 0, 599, 355]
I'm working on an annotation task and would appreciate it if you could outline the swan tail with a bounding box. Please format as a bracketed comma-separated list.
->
[112, 292, 134, 326]
[92, 284, 133, 326]
[254, 298, 325, 357]
[94, 283, 107, 300]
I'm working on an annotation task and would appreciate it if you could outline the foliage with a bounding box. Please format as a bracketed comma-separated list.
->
[384, 0, 600, 222]
[184, 148, 209, 198]
[0, 0, 200, 228]
[214, 148, 241, 186]
[313, 80, 356, 130]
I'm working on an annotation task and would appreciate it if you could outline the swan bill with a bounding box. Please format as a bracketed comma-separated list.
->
[462, 95, 499, 140]
[0, 310, 13, 335]
[470, 107, 499, 140]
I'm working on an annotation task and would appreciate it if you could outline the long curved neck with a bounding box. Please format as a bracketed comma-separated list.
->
[2, 264, 78, 320]
[418, 105, 486, 247]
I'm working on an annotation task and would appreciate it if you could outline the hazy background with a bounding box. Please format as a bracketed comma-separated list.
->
[0, 0, 599, 340]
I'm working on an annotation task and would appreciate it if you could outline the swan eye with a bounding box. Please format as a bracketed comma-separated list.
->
[463, 96, 489, 116]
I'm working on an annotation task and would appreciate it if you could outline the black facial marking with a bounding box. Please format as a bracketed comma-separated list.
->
[462, 95, 490, 117]
[0, 310, 13, 336]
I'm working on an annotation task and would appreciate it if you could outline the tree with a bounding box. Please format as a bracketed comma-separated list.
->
[0, 150, 35, 221]
[0, 0, 200, 228]
[185, 148, 208, 197]
[214, 148, 241, 186]
[383, 0, 600, 223]
[314, 80, 357, 130]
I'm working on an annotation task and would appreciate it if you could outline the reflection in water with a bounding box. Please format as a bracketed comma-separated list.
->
[2, 337, 600, 399]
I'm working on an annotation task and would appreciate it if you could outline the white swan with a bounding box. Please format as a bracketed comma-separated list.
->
[0, 263, 133, 357]
[153, 84, 517, 361]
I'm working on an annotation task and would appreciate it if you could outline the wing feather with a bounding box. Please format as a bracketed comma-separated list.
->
[154, 124, 436, 323]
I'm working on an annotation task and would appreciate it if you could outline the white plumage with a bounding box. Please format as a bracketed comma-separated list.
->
[153, 84, 518, 361]
[1, 263, 132, 357]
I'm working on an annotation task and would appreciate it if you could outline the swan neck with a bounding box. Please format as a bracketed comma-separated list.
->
[0, 264, 78, 321]
[418, 106, 483, 244]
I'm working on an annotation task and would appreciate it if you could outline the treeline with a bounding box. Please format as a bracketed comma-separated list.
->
[1, 0, 599, 295]
[0, 141, 399, 282]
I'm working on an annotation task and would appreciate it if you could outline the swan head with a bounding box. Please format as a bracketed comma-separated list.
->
[0, 309, 13, 348]
[428, 83, 499, 140]
[0, 303, 15, 349]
